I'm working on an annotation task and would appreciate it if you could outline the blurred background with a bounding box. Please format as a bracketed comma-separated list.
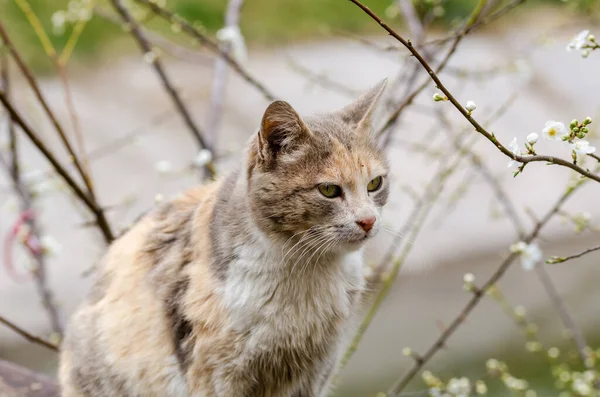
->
[1, 0, 600, 395]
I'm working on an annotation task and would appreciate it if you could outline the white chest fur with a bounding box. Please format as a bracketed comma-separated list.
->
[221, 243, 366, 348]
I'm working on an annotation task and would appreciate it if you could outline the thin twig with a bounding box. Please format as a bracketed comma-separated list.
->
[0, 155, 64, 334]
[56, 66, 91, 189]
[423, 0, 528, 48]
[386, 181, 584, 396]
[0, 51, 63, 335]
[94, 6, 214, 65]
[0, 23, 96, 197]
[378, 0, 488, 143]
[287, 59, 360, 98]
[109, 0, 216, 178]
[341, 91, 520, 372]
[437, 97, 526, 238]
[534, 265, 591, 366]
[380, 0, 436, 147]
[397, 0, 424, 41]
[340, 129, 478, 372]
[133, 0, 276, 102]
[349, 0, 600, 184]
[547, 244, 600, 264]
[0, 315, 58, 352]
[0, 91, 114, 243]
[205, 0, 245, 148]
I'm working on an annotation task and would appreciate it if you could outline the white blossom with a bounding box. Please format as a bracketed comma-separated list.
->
[548, 347, 560, 359]
[23, 170, 61, 196]
[486, 358, 500, 371]
[463, 273, 475, 284]
[507, 137, 521, 168]
[583, 370, 596, 383]
[542, 120, 567, 141]
[446, 377, 471, 397]
[510, 241, 542, 271]
[40, 236, 62, 256]
[465, 101, 477, 112]
[193, 149, 213, 168]
[526, 133, 539, 144]
[154, 160, 172, 175]
[216, 26, 247, 63]
[22, 169, 45, 185]
[570, 139, 596, 155]
[572, 378, 592, 396]
[433, 93, 445, 102]
[51, 11, 66, 34]
[567, 30, 591, 51]
[428, 387, 443, 397]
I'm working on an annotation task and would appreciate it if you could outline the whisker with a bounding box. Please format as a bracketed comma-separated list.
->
[300, 236, 335, 278]
[282, 228, 326, 265]
[306, 237, 337, 279]
[291, 233, 330, 274]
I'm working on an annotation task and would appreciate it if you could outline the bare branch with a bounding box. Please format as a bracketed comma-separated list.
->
[0, 55, 63, 334]
[287, 59, 360, 98]
[423, 0, 528, 48]
[349, 0, 600, 183]
[386, 182, 584, 395]
[547, 244, 600, 264]
[109, 0, 216, 178]
[535, 265, 591, 367]
[0, 92, 114, 243]
[205, 0, 245, 148]
[0, 315, 58, 352]
[0, 23, 96, 198]
[378, 0, 488, 143]
[94, 6, 214, 65]
[132, 0, 275, 102]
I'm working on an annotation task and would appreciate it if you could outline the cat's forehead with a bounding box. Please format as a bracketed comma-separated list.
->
[304, 114, 388, 182]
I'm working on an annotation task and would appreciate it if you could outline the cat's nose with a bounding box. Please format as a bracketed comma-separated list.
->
[356, 217, 376, 233]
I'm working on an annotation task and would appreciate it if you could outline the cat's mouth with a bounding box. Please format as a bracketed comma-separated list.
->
[346, 233, 371, 244]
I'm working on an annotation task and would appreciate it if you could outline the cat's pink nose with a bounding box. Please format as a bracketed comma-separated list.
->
[356, 217, 376, 233]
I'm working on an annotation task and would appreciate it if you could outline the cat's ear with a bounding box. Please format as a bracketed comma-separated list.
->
[337, 78, 387, 129]
[257, 100, 310, 162]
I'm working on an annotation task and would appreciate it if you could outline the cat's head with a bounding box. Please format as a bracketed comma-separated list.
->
[247, 79, 389, 255]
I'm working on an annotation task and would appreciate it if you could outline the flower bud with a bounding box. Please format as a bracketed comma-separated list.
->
[433, 93, 445, 102]
[572, 127, 580, 133]
[465, 101, 477, 112]
[581, 127, 589, 133]
[463, 273, 475, 283]
[570, 119, 578, 128]
[584, 117, 592, 125]
[526, 133, 538, 144]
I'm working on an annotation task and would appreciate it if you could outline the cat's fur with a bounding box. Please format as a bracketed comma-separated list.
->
[59, 79, 390, 397]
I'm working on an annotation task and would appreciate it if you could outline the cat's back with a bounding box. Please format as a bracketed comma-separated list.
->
[59, 180, 223, 397]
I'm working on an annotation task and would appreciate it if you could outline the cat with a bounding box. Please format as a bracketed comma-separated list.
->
[59, 78, 390, 397]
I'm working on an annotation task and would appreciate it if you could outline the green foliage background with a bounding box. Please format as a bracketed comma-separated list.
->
[2, 0, 598, 72]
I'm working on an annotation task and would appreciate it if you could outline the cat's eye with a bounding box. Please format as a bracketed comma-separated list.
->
[318, 183, 343, 198]
[367, 176, 383, 192]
